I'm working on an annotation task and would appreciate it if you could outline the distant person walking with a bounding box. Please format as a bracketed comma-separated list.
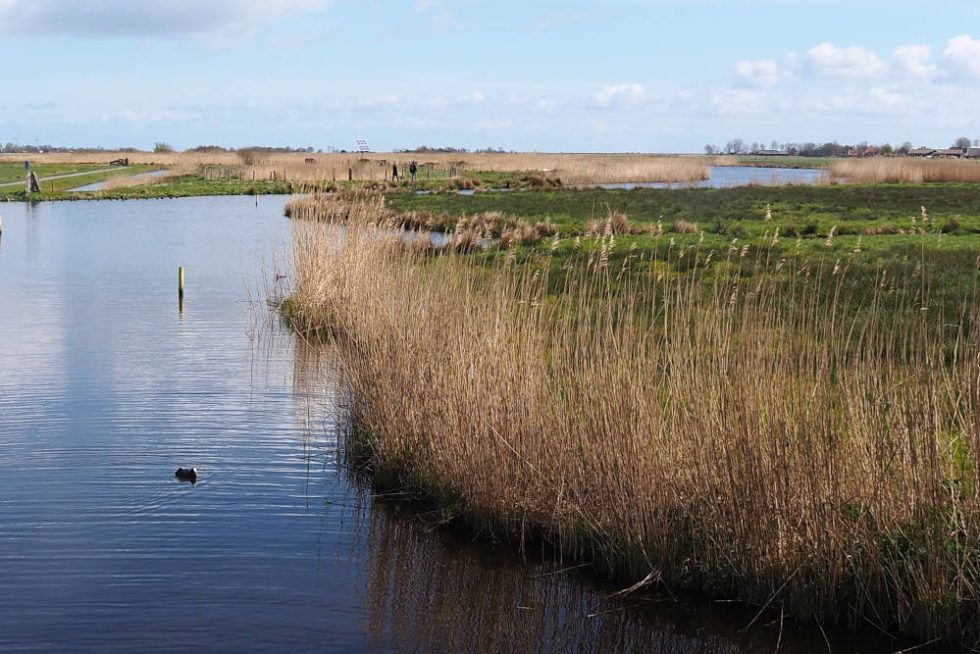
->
[409, 161, 418, 181]
[392, 163, 399, 181]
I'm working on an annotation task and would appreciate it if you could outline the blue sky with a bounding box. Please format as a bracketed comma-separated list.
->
[1, 0, 979, 152]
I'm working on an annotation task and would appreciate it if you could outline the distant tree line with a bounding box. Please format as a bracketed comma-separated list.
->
[704, 137, 980, 157]
[401, 146, 512, 154]
[0, 143, 320, 154]
[1, 143, 142, 154]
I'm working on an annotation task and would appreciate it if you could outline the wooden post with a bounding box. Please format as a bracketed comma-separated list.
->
[348, 168, 353, 181]
[178, 267, 185, 302]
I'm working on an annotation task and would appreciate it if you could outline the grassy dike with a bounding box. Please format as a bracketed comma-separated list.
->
[284, 192, 980, 649]
[0, 173, 296, 201]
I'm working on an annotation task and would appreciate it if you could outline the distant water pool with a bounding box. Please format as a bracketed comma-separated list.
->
[597, 165, 831, 190]
[68, 169, 169, 192]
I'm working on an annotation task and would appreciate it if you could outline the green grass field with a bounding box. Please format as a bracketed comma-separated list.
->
[0, 170, 294, 201]
[383, 183, 980, 318]
[0, 162, 101, 184]
[387, 183, 980, 238]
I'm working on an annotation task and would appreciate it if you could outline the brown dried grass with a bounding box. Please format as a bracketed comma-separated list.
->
[833, 158, 980, 183]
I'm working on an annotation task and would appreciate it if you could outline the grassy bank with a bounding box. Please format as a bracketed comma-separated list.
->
[0, 163, 158, 198]
[0, 173, 295, 201]
[383, 183, 980, 316]
[287, 194, 980, 648]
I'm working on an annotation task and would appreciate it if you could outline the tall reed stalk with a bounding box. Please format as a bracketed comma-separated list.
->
[289, 198, 980, 647]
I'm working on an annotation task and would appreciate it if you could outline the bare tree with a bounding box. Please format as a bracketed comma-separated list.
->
[953, 137, 972, 149]
[725, 138, 745, 155]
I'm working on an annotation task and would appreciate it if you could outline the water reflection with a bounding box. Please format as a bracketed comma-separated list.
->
[359, 501, 818, 653]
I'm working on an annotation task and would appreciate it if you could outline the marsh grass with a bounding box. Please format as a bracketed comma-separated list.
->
[833, 158, 980, 184]
[290, 196, 980, 647]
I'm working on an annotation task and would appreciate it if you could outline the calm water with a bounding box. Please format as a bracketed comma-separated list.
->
[0, 196, 923, 652]
[68, 169, 170, 192]
[597, 165, 830, 190]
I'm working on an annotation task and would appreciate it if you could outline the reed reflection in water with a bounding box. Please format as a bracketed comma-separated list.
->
[289, 322, 929, 654]
[361, 504, 781, 653]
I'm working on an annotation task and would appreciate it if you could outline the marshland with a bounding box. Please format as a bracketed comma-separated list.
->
[3, 146, 980, 651]
[283, 183, 980, 651]
[9, 1, 980, 650]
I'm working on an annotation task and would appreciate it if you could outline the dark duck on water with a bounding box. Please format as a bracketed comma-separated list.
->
[175, 467, 198, 484]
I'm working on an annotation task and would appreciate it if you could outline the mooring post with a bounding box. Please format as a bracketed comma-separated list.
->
[178, 267, 185, 301]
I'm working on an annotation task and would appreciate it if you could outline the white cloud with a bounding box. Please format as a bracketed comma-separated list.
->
[104, 109, 190, 125]
[807, 42, 887, 77]
[0, 0, 329, 37]
[595, 83, 645, 106]
[533, 98, 557, 114]
[893, 45, 934, 77]
[867, 87, 906, 111]
[942, 35, 980, 79]
[711, 89, 760, 115]
[735, 59, 779, 86]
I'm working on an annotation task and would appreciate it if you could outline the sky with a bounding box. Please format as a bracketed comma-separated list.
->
[1, 0, 979, 152]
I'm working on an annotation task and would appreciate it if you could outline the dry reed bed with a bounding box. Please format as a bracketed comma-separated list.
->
[3, 152, 709, 185]
[288, 195, 980, 646]
[832, 158, 980, 183]
[285, 192, 676, 249]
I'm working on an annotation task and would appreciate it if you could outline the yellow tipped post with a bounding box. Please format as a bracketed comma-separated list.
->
[178, 267, 185, 310]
